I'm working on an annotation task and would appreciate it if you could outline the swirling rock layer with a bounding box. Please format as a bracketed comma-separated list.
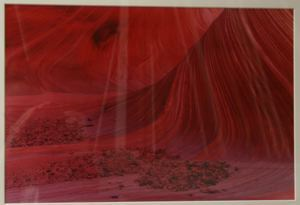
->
[5, 5, 294, 202]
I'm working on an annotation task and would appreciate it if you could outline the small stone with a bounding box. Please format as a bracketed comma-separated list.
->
[111, 195, 119, 199]
[118, 184, 125, 190]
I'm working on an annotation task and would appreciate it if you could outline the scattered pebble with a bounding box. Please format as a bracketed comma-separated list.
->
[10, 118, 91, 147]
[7, 148, 238, 194]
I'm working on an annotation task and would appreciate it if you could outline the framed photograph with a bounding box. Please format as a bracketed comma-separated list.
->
[1, 0, 299, 204]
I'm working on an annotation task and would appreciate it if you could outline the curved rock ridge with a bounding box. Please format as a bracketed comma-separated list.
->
[5, 6, 294, 202]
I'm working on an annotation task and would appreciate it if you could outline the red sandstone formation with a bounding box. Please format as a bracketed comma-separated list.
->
[5, 5, 294, 202]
